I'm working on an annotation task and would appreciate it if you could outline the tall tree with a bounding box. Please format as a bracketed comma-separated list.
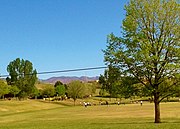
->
[54, 81, 66, 99]
[99, 66, 122, 98]
[104, 0, 180, 123]
[7, 58, 37, 97]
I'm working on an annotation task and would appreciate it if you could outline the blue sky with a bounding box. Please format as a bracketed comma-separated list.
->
[0, 0, 128, 79]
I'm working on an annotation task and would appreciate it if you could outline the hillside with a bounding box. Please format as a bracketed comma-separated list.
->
[42, 76, 99, 84]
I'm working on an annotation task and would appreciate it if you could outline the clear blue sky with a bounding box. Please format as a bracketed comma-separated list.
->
[0, 0, 128, 79]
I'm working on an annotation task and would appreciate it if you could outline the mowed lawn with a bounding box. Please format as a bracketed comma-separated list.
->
[0, 100, 179, 129]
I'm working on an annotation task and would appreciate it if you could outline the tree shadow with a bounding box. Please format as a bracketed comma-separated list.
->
[91, 120, 180, 125]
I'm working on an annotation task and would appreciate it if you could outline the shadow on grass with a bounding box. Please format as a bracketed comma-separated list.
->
[37, 100, 74, 107]
[90, 119, 180, 125]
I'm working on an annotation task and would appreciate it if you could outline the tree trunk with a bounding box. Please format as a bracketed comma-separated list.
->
[154, 93, 161, 123]
[74, 99, 76, 106]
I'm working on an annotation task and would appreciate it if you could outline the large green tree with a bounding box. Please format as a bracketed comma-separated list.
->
[99, 66, 122, 98]
[6, 58, 37, 97]
[54, 81, 66, 99]
[104, 0, 180, 123]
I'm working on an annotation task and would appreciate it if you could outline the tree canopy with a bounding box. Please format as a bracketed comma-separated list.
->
[55, 85, 66, 97]
[6, 58, 37, 97]
[99, 66, 140, 99]
[67, 80, 85, 106]
[41, 84, 55, 98]
[104, 0, 180, 123]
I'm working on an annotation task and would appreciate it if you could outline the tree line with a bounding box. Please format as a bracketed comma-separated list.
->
[99, 65, 180, 101]
[0, 0, 179, 124]
[0, 58, 98, 102]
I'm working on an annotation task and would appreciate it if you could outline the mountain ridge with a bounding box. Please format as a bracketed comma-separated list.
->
[42, 76, 99, 84]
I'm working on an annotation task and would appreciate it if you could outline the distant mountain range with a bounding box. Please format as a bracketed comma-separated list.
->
[42, 76, 99, 84]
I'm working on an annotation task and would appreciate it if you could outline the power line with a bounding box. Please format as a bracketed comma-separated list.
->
[0, 66, 107, 78]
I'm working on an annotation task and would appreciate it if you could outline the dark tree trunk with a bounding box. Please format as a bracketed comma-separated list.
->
[73, 97, 76, 106]
[154, 93, 161, 123]
[49, 96, 51, 102]
[74, 99, 76, 106]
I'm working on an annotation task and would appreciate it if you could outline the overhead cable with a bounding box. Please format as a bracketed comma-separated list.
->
[0, 66, 107, 78]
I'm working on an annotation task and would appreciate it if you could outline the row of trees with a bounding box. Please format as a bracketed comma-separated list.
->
[67, 80, 97, 105]
[0, 0, 179, 124]
[0, 79, 35, 99]
[1, 78, 97, 104]
[99, 65, 180, 100]
[0, 58, 98, 103]
[0, 80, 20, 99]
[40, 81, 67, 99]
[39, 80, 97, 104]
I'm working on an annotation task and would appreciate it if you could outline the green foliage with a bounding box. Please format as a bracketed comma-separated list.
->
[104, 0, 180, 100]
[83, 82, 97, 97]
[31, 87, 40, 99]
[99, 66, 122, 97]
[41, 84, 55, 98]
[67, 81, 85, 105]
[99, 89, 107, 96]
[9, 85, 20, 98]
[99, 65, 141, 98]
[55, 85, 66, 96]
[6, 58, 37, 97]
[0, 80, 9, 99]
[88, 81, 99, 93]
[104, 0, 180, 123]
[18, 91, 27, 100]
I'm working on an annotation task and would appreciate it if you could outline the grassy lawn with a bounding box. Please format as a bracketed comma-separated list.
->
[0, 100, 179, 129]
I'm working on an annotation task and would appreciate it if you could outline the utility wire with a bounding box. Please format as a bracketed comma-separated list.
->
[0, 66, 107, 78]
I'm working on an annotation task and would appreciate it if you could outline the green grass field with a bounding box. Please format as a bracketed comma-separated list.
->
[0, 100, 179, 129]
